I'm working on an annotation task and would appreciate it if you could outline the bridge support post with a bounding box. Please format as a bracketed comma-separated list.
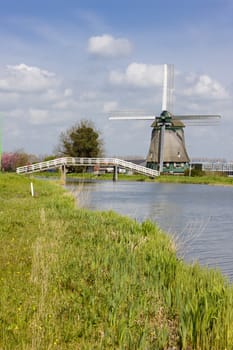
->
[113, 166, 118, 182]
[60, 165, 67, 185]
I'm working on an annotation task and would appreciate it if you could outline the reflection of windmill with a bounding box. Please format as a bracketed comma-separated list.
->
[110, 64, 221, 173]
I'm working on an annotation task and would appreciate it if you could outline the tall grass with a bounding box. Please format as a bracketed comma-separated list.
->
[0, 173, 233, 349]
[156, 174, 233, 186]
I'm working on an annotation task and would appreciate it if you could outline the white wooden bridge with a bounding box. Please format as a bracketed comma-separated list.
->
[16, 157, 159, 180]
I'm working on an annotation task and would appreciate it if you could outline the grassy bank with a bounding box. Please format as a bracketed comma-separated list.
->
[35, 170, 149, 182]
[36, 170, 233, 186]
[1, 173, 233, 349]
[156, 174, 233, 186]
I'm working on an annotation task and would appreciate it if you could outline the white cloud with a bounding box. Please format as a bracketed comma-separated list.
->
[103, 101, 118, 112]
[88, 34, 132, 57]
[0, 64, 58, 93]
[64, 88, 73, 97]
[52, 99, 79, 110]
[183, 73, 228, 99]
[109, 63, 164, 87]
[41, 89, 61, 102]
[0, 63, 80, 131]
[79, 91, 97, 101]
[29, 108, 49, 125]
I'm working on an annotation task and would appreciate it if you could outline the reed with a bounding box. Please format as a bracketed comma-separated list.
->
[0, 173, 233, 349]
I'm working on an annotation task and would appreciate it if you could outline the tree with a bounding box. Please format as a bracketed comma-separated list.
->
[57, 120, 104, 158]
[1, 150, 39, 171]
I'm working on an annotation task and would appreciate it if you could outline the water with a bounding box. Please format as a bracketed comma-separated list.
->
[67, 181, 233, 281]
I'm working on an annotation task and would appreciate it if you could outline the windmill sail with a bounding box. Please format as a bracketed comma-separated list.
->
[162, 64, 174, 112]
[173, 115, 221, 120]
[109, 111, 155, 120]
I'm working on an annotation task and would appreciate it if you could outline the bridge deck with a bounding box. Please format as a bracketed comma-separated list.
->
[16, 157, 160, 177]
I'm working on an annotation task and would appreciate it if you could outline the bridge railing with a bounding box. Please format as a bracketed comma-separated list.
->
[16, 157, 159, 177]
[16, 157, 68, 174]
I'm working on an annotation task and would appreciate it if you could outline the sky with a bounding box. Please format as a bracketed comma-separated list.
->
[1, 0, 233, 160]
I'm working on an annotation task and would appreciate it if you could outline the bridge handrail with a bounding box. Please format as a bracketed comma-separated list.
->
[16, 157, 159, 177]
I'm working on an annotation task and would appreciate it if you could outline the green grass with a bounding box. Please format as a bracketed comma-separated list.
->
[156, 174, 233, 186]
[35, 169, 233, 185]
[35, 170, 149, 182]
[0, 173, 233, 349]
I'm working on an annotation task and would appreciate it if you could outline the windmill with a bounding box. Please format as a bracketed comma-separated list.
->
[109, 64, 221, 173]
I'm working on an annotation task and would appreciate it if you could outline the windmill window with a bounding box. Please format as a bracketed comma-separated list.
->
[175, 163, 183, 168]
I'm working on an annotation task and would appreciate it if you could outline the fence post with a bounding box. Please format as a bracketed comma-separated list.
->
[30, 182, 34, 197]
[113, 165, 118, 182]
[60, 165, 67, 185]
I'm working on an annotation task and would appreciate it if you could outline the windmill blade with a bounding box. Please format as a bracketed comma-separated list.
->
[184, 122, 220, 126]
[172, 114, 221, 121]
[109, 110, 155, 120]
[167, 64, 174, 113]
[162, 64, 174, 112]
[109, 116, 155, 120]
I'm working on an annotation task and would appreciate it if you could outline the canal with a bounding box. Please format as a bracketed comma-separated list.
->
[67, 181, 233, 282]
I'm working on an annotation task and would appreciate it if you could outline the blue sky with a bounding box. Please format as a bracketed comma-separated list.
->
[1, 0, 233, 160]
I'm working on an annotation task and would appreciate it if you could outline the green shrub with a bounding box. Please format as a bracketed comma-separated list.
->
[184, 168, 206, 176]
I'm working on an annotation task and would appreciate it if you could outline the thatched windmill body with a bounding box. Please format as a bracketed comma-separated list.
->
[110, 64, 220, 173]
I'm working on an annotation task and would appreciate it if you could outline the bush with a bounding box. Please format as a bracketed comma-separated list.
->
[2, 151, 37, 171]
[184, 168, 206, 177]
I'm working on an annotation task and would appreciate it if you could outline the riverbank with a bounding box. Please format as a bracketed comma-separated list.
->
[36, 170, 233, 186]
[156, 174, 233, 186]
[1, 173, 233, 349]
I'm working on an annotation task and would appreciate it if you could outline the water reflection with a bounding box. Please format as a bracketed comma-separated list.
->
[67, 181, 233, 281]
